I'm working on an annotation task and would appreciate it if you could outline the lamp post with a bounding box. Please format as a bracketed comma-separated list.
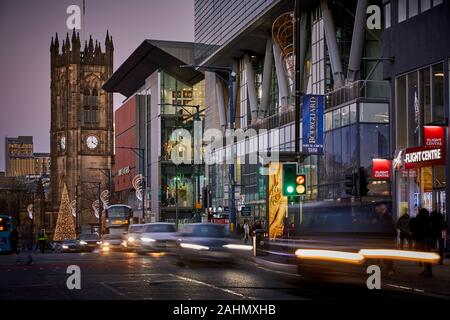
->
[87, 167, 113, 205]
[180, 64, 237, 232]
[116, 146, 146, 223]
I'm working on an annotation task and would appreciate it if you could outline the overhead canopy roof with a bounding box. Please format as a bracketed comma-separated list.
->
[103, 40, 204, 97]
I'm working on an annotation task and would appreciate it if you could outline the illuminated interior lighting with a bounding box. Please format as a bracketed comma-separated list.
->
[295, 249, 365, 264]
[358, 249, 441, 263]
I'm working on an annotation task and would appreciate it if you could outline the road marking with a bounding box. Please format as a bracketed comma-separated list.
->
[385, 283, 450, 300]
[169, 273, 255, 300]
[99, 282, 125, 296]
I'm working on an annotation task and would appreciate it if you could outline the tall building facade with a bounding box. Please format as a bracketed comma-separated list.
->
[50, 30, 114, 232]
[383, 0, 449, 232]
[104, 40, 205, 223]
[195, 0, 391, 234]
[5, 136, 34, 177]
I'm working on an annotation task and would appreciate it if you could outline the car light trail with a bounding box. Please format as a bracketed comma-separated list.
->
[295, 249, 365, 264]
[223, 244, 253, 251]
[358, 249, 441, 263]
[180, 243, 209, 250]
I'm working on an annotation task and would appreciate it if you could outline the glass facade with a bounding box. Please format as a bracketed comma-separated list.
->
[394, 61, 447, 217]
[159, 72, 206, 220]
[194, 0, 278, 63]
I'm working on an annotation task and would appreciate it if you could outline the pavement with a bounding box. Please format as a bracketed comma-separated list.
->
[0, 249, 448, 300]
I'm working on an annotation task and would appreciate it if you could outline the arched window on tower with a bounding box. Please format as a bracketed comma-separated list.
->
[91, 87, 99, 124]
[83, 85, 99, 125]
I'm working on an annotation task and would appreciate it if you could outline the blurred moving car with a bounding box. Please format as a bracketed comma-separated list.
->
[138, 223, 177, 253]
[78, 233, 100, 252]
[176, 223, 252, 264]
[99, 234, 127, 252]
[126, 224, 144, 250]
[61, 239, 82, 253]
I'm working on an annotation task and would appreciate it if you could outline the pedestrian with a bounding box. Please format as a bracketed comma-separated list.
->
[411, 208, 433, 277]
[396, 211, 411, 249]
[9, 227, 19, 254]
[430, 208, 446, 265]
[243, 220, 250, 244]
[37, 231, 47, 254]
[374, 204, 396, 275]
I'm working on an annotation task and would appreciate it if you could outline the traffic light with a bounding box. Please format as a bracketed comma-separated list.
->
[359, 167, 369, 197]
[296, 174, 306, 195]
[282, 163, 297, 196]
[345, 172, 357, 196]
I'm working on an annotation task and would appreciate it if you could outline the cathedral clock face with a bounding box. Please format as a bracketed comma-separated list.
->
[60, 136, 66, 151]
[86, 135, 99, 150]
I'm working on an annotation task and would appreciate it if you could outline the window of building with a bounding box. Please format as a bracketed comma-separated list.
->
[421, 0, 431, 11]
[433, 0, 443, 6]
[409, 0, 419, 17]
[407, 71, 419, 146]
[395, 75, 407, 149]
[341, 105, 350, 126]
[398, 0, 407, 22]
[83, 86, 99, 125]
[332, 108, 341, 129]
[432, 63, 445, 123]
[385, 2, 391, 28]
[360, 103, 389, 123]
[420, 67, 431, 127]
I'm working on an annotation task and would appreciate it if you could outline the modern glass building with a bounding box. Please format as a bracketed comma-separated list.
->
[383, 0, 449, 232]
[195, 0, 391, 233]
[104, 40, 206, 223]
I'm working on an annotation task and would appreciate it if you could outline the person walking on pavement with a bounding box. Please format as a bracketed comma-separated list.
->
[37, 231, 47, 254]
[243, 220, 250, 244]
[430, 208, 446, 265]
[9, 227, 19, 254]
[396, 211, 412, 249]
[411, 208, 433, 277]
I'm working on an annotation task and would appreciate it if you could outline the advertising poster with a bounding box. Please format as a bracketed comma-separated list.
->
[268, 162, 287, 239]
[302, 94, 324, 155]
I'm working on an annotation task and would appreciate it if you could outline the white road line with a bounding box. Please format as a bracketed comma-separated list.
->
[385, 283, 450, 300]
[99, 282, 125, 296]
[170, 273, 255, 300]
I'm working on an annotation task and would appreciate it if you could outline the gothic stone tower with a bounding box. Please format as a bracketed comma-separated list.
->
[50, 30, 114, 230]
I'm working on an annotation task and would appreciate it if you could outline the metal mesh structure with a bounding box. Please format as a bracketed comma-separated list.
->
[272, 11, 295, 82]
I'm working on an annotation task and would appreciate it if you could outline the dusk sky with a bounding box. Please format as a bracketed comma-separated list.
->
[0, 0, 195, 171]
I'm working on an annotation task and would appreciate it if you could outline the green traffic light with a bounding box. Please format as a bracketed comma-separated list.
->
[286, 185, 294, 194]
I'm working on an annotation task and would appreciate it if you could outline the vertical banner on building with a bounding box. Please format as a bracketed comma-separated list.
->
[268, 162, 287, 239]
[302, 94, 324, 155]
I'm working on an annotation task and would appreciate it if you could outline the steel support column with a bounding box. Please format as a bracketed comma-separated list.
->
[244, 53, 259, 124]
[320, 0, 345, 87]
[260, 36, 274, 119]
[347, 0, 369, 82]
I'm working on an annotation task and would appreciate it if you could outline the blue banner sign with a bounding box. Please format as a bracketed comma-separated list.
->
[302, 94, 324, 155]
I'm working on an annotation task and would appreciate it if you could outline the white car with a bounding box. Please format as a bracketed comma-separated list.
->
[126, 224, 144, 250]
[138, 223, 177, 253]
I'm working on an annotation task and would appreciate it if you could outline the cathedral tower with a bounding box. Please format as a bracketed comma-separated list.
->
[50, 30, 114, 232]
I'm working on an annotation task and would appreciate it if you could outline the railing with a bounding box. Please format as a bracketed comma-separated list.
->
[327, 80, 390, 108]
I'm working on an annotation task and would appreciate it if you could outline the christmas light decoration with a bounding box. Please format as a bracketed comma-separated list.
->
[53, 182, 77, 241]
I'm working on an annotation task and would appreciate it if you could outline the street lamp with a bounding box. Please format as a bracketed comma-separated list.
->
[116, 146, 146, 223]
[87, 167, 113, 205]
[180, 64, 237, 233]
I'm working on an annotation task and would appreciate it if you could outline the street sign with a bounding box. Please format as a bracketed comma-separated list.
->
[241, 206, 251, 217]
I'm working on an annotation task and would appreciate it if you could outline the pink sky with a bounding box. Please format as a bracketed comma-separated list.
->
[0, 0, 194, 171]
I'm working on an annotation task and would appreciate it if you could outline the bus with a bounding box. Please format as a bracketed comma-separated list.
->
[105, 204, 133, 235]
[0, 215, 14, 254]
